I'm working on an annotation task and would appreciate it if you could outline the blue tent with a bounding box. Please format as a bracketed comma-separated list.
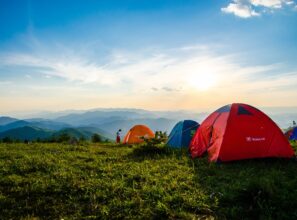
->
[167, 120, 200, 148]
[289, 127, 297, 140]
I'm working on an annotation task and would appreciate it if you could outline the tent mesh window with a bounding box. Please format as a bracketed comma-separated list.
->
[237, 105, 253, 115]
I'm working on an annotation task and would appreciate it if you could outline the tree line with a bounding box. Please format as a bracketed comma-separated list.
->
[0, 133, 107, 144]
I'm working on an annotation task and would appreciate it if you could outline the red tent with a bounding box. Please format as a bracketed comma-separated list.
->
[190, 103, 295, 162]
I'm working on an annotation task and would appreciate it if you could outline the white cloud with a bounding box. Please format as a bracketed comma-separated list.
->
[222, 0, 297, 18]
[222, 1, 260, 18]
[286, 1, 295, 5]
[1, 53, 117, 85]
[251, 0, 283, 8]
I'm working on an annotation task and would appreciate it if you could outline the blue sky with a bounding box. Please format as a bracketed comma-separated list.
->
[0, 0, 297, 114]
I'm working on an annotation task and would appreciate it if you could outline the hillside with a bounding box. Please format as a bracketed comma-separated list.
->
[0, 116, 18, 126]
[0, 126, 54, 141]
[52, 128, 109, 141]
[0, 119, 71, 133]
[0, 126, 110, 142]
[76, 126, 114, 140]
[26, 119, 71, 131]
[0, 142, 296, 219]
[0, 120, 30, 133]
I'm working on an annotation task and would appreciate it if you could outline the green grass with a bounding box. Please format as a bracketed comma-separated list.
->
[1, 142, 297, 219]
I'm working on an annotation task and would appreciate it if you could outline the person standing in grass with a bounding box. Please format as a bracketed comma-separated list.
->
[116, 129, 122, 143]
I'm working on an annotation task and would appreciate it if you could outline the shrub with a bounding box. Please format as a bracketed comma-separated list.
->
[92, 133, 102, 143]
[2, 136, 13, 143]
[79, 136, 86, 142]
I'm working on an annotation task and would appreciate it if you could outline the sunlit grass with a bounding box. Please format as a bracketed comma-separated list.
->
[0, 142, 297, 219]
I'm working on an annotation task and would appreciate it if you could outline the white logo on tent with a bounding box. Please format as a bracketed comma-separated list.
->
[246, 137, 266, 142]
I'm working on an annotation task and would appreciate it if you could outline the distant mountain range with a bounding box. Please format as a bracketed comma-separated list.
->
[0, 107, 296, 141]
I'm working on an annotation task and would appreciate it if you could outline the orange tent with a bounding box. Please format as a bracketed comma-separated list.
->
[123, 125, 155, 144]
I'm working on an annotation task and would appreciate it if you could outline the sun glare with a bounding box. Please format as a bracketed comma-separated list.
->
[187, 73, 216, 91]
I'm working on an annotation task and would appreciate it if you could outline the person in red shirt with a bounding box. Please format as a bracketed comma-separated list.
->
[116, 129, 122, 143]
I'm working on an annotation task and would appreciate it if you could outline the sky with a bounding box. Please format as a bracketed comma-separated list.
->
[0, 0, 297, 115]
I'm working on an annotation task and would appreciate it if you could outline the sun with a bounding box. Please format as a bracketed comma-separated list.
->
[187, 73, 216, 91]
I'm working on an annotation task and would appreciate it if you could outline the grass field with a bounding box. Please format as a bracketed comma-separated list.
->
[1, 142, 297, 219]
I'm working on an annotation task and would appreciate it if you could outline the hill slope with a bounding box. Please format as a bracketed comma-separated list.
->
[0, 120, 30, 133]
[76, 126, 114, 140]
[0, 119, 71, 133]
[0, 116, 18, 126]
[52, 128, 110, 141]
[0, 126, 110, 141]
[0, 126, 54, 141]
